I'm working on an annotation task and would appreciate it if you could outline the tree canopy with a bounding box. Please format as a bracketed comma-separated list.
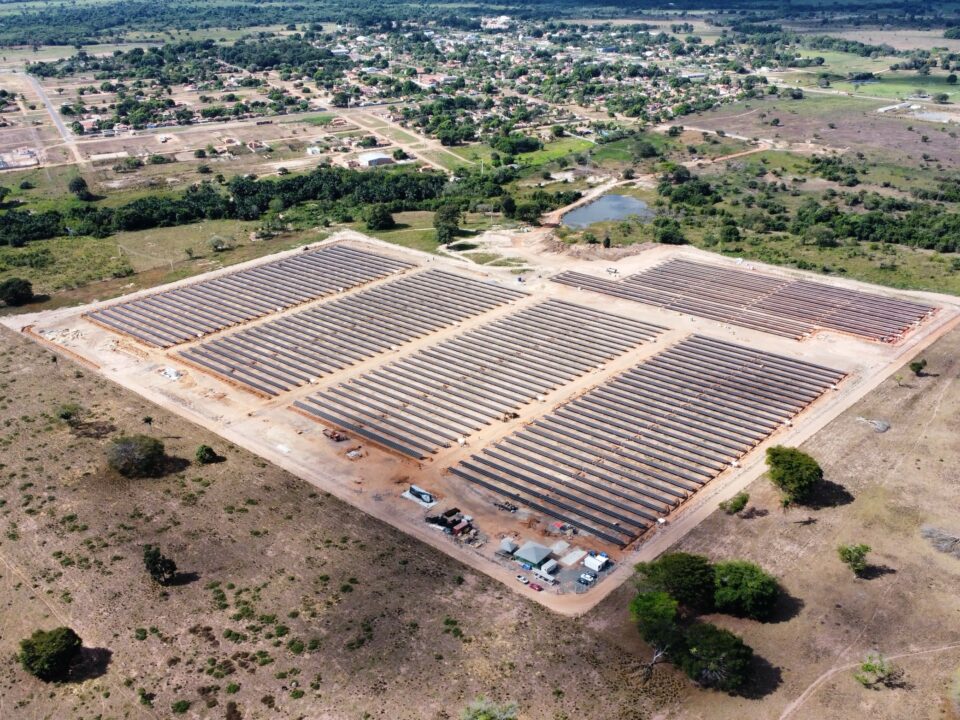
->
[107, 434, 166, 478]
[0, 277, 35, 306]
[635, 552, 715, 613]
[676, 623, 754, 692]
[766, 445, 823, 505]
[713, 560, 780, 620]
[18, 627, 83, 682]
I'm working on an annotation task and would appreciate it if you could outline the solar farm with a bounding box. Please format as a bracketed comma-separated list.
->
[11, 237, 956, 610]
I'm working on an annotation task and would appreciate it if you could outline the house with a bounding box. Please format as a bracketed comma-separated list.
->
[357, 151, 394, 167]
[515, 541, 552, 567]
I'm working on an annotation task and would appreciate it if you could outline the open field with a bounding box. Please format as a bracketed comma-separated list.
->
[792, 26, 960, 53]
[0, 224, 327, 311]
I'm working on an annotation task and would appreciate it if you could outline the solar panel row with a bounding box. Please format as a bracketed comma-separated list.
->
[177, 269, 526, 396]
[450, 335, 846, 547]
[553, 259, 935, 342]
[294, 300, 666, 459]
[86, 245, 413, 347]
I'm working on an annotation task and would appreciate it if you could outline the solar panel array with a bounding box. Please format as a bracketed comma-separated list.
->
[177, 270, 526, 396]
[294, 300, 666, 459]
[553, 259, 936, 342]
[450, 335, 846, 547]
[86, 245, 413, 347]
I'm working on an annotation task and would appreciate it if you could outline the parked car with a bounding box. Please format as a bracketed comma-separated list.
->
[579, 572, 596, 585]
[577, 577, 592, 586]
[528, 583, 543, 592]
[515, 574, 528, 584]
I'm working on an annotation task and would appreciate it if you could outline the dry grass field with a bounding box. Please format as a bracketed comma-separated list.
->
[689, 94, 960, 169]
[0, 327, 685, 720]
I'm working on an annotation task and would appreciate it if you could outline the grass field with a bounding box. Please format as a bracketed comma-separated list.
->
[829, 71, 959, 101]
[517, 137, 594, 165]
[302, 114, 335, 126]
[0, 220, 321, 308]
[348, 211, 496, 254]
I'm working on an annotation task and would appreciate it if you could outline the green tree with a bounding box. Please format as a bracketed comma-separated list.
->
[653, 218, 687, 245]
[629, 591, 680, 649]
[713, 561, 779, 620]
[364, 203, 396, 231]
[107, 434, 166, 478]
[143, 544, 178, 585]
[718, 491, 749, 515]
[67, 175, 91, 201]
[635, 552, 715, 613]
[909, 358, 927, 376]
[18, 627, 83, 681]
[838, 543, 871, 576]
[766, 446, 823, 505]
[676, 623, 753, 691]
[0, 277, 34, 306]
[433, 203, 462, 244]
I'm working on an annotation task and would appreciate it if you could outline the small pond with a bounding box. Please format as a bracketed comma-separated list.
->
[561, 193, 654, 229]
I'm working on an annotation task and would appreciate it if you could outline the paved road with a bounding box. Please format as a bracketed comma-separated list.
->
[27, 74, 83, 164]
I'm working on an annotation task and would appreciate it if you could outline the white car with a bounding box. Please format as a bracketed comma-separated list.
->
[579, 573, 596, 585]
[515, 574, 529, 585]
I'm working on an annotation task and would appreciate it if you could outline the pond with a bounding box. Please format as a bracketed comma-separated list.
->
[561, 193, 654, 229]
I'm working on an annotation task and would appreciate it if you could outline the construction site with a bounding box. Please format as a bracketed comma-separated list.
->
[5, 232, 958, 614]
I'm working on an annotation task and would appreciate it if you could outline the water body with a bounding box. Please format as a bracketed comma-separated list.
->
[561, 193, 654, 229]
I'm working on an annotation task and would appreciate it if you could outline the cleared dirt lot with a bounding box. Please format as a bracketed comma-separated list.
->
[6, 232, 959, 619]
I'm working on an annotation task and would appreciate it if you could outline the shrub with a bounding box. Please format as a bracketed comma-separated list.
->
[718, 492, 749, 515]
[838, 543, 871, 576]
[676, 623, 753, 691]
[107, 435, 165, 477]
[635, 552, 715, 613]
[143, 544, 178, 585]
[909, 358, 927, 376]
[854, 653, 903, 688]
[461, 697, 519, 720]
[629, 591, 680, 649]
[171, 700, 191, 714]
[18, 627, 82, 681]
[713, 560, 779, 620]
[766, 446, 822, 505]
[195, 444, 219, 464]
[0, 277, 34, 306]
[55, 403, 83, 423]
